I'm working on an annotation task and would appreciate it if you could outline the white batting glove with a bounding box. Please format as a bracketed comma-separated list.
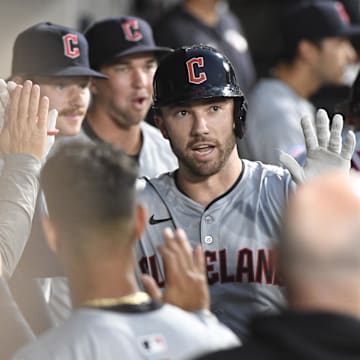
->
[0, 80, 17, 129]
[280, 108, 355, 184]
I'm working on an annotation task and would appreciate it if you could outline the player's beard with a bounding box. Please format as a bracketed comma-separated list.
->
[170, 131, 237, 178]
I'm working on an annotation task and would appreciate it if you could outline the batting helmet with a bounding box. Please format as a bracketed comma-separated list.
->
[153, 45, 247, 138]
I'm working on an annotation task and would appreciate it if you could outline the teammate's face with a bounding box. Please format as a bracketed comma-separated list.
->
[312, 37, 356, 84]
[157, 98, 236, 177]
[33, 76, 91, 137]
[93, 53, 157, 128]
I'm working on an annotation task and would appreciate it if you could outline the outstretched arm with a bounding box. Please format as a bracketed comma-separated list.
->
[280, 108, 355, 183]
[0, 80, 57, 278]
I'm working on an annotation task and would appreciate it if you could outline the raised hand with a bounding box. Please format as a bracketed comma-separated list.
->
[280, 108, 355, 183]
[142, 227, 210, 311]
[0, 80, 58, 160]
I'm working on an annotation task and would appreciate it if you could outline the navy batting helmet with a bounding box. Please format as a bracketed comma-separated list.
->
[153, 45, 247, 138]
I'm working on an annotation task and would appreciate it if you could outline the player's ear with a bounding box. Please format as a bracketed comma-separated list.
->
[90, 79, 100, 95]
[154, 114, 169, 140]
[42, 216, 60, 254]
[297, 39, 319, 64]
[134, 204, 147, 240]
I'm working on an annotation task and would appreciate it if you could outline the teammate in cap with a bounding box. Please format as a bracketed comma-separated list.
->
[83, 16, 177, 177]
[135, 44, 355, 340]
[10, 22, 106, 138]
[41, 16, 180, 327]
[7, 22, 105, 331]
[12, 139, 239, 360]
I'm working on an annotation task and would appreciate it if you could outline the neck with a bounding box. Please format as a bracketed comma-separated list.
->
[65, 252, 140, 308]
[87, 107, 142, 156]
[273, 62, 321, 98]
[176, 148, 242, 207]
[185, 0, 219, 26]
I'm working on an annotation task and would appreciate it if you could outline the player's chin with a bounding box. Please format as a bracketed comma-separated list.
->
[57, 124, 82, 137]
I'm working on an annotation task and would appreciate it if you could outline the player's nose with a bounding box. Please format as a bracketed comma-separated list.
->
[191, 113, 210, 136]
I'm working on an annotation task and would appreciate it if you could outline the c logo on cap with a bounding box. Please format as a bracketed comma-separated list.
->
[62, 34, 80, 59]
[121, 20, 143, 42]
[186, 57, 207, 84]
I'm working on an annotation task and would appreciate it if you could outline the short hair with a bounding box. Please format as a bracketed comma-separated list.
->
[41, 140, 138, 241]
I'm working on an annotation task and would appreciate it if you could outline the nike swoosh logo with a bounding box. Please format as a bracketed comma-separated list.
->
[149, 215, 172, 225]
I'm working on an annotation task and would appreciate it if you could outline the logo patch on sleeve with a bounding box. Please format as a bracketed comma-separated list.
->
[138, 334, 167, 355]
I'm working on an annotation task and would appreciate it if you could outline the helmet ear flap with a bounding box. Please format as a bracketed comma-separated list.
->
[234, 97, 247, 139]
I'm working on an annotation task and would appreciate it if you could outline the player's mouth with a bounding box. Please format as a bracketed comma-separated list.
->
[191, 143, 216, 159]
[132, 96, 148, 110]
[60, 109, 85, 121]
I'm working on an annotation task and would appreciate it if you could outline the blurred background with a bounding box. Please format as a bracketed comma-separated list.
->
[2, 0, 360, 115]
[0, 0, 179, 78]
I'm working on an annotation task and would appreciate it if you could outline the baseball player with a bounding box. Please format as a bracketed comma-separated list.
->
[7, 22, 106, 328]
[197, 171, 360, 359]
[136, 45, 355, 340]
[12, 140, 239, 360]
[41, 16, 180, 327]
[10, 22, 106, 138]
[83, 16, 178, 178]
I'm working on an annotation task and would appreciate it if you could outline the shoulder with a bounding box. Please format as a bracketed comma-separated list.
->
[12, 309, 139, 360]
[243, 159, 292, 179]
[249, 80, 297, 111]
[159, 305, 240, 349]
[242, 159, 295, 192]
[136, 173, 175, 196]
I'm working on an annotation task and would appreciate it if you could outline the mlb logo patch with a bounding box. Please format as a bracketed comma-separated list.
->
[138, 333, 167, 355]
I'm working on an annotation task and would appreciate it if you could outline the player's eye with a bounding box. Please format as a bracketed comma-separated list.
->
[145, 61, 157, 71]
[210, 105, 221, 112]
[113, 65, 128, 73]
[176, 110, 188, 117]
[79, 80, 91, 89]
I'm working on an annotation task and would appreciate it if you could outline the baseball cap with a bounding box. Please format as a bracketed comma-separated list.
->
[282, 1, 360, 43]
[84, 16, 172, 70]
[11, 22, 107, 78]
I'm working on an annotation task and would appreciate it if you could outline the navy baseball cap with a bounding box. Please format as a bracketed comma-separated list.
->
[84, 16, 172, 70]
[11, 22, 107, 78]
[282, 1, 360, 43]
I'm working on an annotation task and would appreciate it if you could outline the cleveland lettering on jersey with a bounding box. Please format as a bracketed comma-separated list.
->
[139, 248, 283, 287]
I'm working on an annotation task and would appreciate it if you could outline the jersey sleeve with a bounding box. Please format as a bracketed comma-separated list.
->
[0, 154, 41, 278]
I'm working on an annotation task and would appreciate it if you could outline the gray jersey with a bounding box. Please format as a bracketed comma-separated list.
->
[12, 303, 239, 360]
[136, 160, 295, 340]
[0, 154, 41, 278]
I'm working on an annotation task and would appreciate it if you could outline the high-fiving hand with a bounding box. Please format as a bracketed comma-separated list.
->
[0, 80, 58, 160]
[142, 227, 210, 312]
[280, 108, 355, 183]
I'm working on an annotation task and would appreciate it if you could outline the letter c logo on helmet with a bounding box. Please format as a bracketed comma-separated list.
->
[186, 57, 207, 84]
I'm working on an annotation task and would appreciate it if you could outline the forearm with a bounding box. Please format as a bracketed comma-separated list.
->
[0, 154, 41, 278]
